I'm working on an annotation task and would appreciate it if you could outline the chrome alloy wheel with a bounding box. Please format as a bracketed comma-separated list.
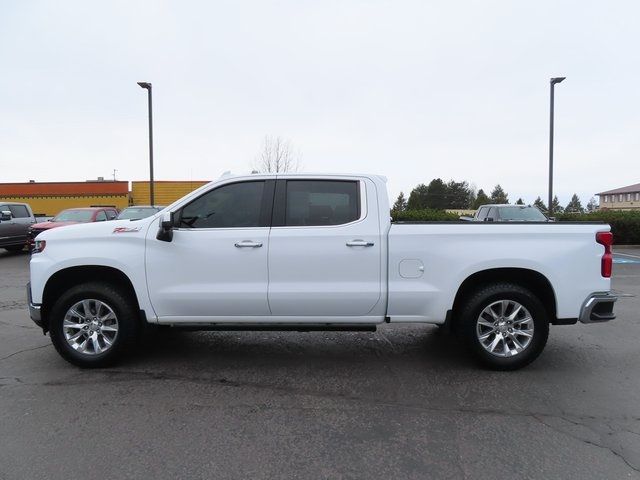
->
[476, 299, 534, 357]
[62, 299, 119, 355]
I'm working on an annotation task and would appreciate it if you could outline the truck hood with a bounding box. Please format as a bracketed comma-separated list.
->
[37, 217, 157, 241]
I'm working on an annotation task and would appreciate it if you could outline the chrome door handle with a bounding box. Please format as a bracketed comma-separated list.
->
[234, 241, 263, 248]
[346, 240, 374, 247]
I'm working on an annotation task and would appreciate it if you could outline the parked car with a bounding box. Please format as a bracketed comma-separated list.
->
[117, 206, 165, 221]
[28, 207, 119, 249]
[27, 173, 615, 370]
[474, 204, 549, 222]
[0, 202, 36, 252]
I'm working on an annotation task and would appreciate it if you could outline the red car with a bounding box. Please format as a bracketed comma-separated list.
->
[28, 207, 119, 248]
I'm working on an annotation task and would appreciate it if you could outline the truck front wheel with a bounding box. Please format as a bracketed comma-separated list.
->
[49, 282, 139, 368]
[457, 283, 549, 370]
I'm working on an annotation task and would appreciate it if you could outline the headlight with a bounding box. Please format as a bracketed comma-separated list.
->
[32, 240, 46, 254]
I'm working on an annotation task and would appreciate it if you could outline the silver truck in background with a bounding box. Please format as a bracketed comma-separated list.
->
[0, 202, 36, 252]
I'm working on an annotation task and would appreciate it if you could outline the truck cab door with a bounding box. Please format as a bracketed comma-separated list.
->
[145, 179, 275, 322]
[267, 177, 383, 318]
[0, 206, 21, 246]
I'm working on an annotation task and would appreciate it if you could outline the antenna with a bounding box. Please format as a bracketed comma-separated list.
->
[113, 169, 117, 181]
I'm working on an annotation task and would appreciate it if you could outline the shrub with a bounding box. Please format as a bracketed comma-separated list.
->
[392, 209, 461, 222]
[556, 210, 640, 245]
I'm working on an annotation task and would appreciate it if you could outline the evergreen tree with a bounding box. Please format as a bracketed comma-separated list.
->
[407, 184, 429, 210]
[515, 198, 524, 205]
[550, 195, 564, 214]
[586, 197, 598, 212]
[473, 189, 490, 209]
[533, 196, 547, 212]
[445, 180, 473, 209]
[424, 178, 448, 209]
[565, 193, 584, 213]
[490, 184, 509, 204]
[392, 192, 408, 212]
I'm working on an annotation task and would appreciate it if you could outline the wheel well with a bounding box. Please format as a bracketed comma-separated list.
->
[42, 266, 140, 327]
[451, 268, 557, 323]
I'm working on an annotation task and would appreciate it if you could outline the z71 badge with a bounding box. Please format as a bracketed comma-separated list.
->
[112, 226, 142, 234]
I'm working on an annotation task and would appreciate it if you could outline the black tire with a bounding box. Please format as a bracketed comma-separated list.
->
[49, 282, 139, 368]
[457, 282, 549, 371]
[4, 245, 25, 252]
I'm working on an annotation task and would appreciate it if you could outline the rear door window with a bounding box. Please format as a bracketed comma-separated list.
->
[95, 211, 107, 222]
[284, 180, 360, 226]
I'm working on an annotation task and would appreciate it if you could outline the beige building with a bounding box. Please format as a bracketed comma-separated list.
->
[597, 183, 640, 211]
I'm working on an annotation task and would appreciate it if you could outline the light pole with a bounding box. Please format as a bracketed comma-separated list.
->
[137, 82, 154, 206]
[548, 76, 565, 217]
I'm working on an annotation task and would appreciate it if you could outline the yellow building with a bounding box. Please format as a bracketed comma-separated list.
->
[0, 181, 130, 216]
[0, 180, 211, 216]
[131, 180, 209, 207]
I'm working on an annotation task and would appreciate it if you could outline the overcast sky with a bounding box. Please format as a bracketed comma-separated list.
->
[1, 0, 638, 205]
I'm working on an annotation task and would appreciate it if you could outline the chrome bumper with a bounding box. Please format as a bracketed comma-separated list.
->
[26, 282, 43, 328]
[579, 293, 617, 324]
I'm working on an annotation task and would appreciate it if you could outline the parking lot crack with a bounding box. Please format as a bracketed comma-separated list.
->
[532, 414, 640, 474]
[0, 343, 51, 362]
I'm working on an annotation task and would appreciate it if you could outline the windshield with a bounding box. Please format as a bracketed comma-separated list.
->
[52, 209, 95, 223]
[499, 206, 547, 221]
[117, 207, 160, 220]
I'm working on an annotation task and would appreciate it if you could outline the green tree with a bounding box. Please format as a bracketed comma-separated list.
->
[586, 197, 598, 212]
[533, 196, 547, 212]
[424, 178, 448, 209]
[407, 184, 429, 210]
[490, 184, 509, 204]
[550, 195, 564, 214]
[392, 192, 408, 212]
[565, 193, 584, 213]
[473, 188, 490, 209]
[445, 180, 473, 209]
[515, 198, 524, 205]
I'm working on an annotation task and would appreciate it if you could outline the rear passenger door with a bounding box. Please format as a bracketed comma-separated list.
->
[0, 205, 22, 245]
[268, 178, 382, 318]
[8, 204, 34, 237]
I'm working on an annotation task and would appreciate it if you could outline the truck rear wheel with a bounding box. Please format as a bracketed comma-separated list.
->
[457, 283, 549, 370]
[49, 282, 139, 368]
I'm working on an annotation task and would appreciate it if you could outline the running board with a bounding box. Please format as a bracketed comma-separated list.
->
[163, 324, 378, 332]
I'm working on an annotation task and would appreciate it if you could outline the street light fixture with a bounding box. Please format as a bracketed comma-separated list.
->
[137, 82, 154, 206]
[548, 76, 565, 217]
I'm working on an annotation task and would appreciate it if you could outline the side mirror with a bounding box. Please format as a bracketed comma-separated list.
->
[0, 210, 12, 221]
[156, 211, 175, 242]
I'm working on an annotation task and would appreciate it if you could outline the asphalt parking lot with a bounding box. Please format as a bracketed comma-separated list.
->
[1, 250, 639, 479]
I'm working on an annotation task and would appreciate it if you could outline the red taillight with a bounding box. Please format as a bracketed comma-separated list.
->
[596, 231, 613, 278]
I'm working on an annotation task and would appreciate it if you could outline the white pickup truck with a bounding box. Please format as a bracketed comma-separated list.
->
[27, 173, 617, 370]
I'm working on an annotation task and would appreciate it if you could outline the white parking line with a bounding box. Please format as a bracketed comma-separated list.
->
[615, 252, 640, 259]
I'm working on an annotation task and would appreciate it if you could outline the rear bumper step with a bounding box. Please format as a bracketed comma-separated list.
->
[579, 293, 617, 324]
